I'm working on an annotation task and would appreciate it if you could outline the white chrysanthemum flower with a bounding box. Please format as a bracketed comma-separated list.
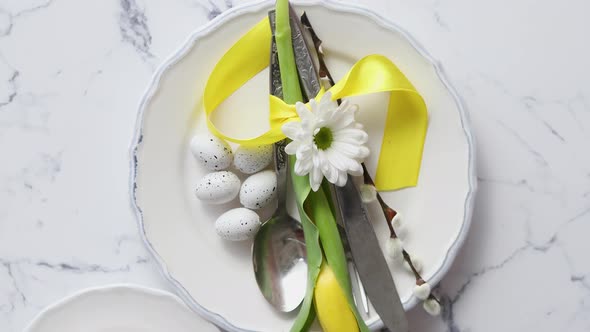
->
[282, 92, 370, 191]
[359, 184, 377, 203]
[423, 298, 441, 316]
[385, 237, 404, 263]
[413, 282, 431, 300]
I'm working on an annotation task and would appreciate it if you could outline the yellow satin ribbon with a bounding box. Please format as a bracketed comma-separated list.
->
[203, 17, 428, 191]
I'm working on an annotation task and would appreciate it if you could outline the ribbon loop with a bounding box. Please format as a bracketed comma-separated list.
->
[203, 17, 428, 191]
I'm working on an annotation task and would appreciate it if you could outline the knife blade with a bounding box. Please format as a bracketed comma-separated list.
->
[333, 179, 408, 332]
[287, 9, 409, 332]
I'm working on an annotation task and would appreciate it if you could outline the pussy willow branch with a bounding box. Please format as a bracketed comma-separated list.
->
[301, 13, 439, 303]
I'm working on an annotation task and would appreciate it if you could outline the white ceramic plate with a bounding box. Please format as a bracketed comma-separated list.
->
[24, 284, 219, 332]
[130, 0, 476, 331]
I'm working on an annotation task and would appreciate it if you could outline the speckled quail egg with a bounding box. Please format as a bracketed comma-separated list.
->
[233, 144, 273, 174]
[239, 170, 277, 210]
[190, 134, 233, 171]
[215, 208, 261, 241]
[195, 171, 240, 204]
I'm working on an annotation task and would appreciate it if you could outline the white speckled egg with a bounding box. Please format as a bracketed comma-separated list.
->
[195, 171, 240, 204]
[239, 170, 277, 210]
[190, 134, 233, 171]
[233, 144, 273, 174]
[215, 208, 261, 241]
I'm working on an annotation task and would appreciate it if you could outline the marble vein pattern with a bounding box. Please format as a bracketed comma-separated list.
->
[0, 0, 589, 331]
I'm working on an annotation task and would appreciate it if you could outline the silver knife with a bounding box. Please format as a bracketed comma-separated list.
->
[288, 9, 409, 332]
[332, 179, 408, 332]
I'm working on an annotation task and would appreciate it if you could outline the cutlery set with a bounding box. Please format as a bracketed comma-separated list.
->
[252, 7, 408, 331]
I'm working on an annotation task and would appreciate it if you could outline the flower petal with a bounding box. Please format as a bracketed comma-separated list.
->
[310, 163, 323, 192]
[332, 141, 369, 159]
[295, 102, 318, 133]
[356, 146, 370, 159]
[325, 149, 346, 171]
[319, 91, 333, 106]
[333, 128, 368, 144]
[295, 102, 312, 120]
[332, 134, 367, 146]
[325, 148, 358, 172]
[348, 162, 364, 176]
[343, 102, 359, 115]
[328, 111, 355, 130]
[296, 144, 313, 160]
[282, 121, 302, 140]
[309, 98, 318, 114]
[294, 158, 312, 176]
[284, 140, 300, 155]
[320, 153, 339, 184]
[317, 92, 339, 119]
[336, 170, 348, 186]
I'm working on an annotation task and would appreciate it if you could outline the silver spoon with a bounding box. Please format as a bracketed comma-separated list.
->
[252, 139, 307, 312]
[251, 12, 307, 312]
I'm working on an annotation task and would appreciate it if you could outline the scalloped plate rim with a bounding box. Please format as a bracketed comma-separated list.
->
[129, 0, 477, 331]
[23, 284, 218, 332]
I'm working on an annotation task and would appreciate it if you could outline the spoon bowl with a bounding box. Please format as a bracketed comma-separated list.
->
[252, 211, 307, 312]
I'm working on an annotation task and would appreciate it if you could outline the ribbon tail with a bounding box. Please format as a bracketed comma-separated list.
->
[375, 90, 428, 190]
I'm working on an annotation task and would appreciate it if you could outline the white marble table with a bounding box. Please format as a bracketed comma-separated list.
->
[1, 0, 589, 331]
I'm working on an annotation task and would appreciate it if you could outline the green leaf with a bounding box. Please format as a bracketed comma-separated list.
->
[306, 184, 370, 332]
[320, 180, 337, 218]
[275, 0, 303, 104]
[290, 156, 322, 332]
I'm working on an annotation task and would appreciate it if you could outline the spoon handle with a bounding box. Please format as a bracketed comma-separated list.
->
[273, 139, 288, 215]
[269, 11, 289, 216]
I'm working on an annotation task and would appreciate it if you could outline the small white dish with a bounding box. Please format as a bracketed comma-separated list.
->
[24, 284, 219, 332]
[130, 0, 476, 331]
